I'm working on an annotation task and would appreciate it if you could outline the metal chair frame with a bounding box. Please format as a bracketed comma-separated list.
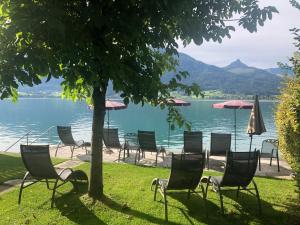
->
[152, 153, 206, 221]
[55, 126, 90, 158]
[19, 145, 88, 207]
[202, 151, 261, 215]
[258, 139, 280, 172]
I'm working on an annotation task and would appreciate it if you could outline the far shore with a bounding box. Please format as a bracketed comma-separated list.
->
[15, 94, 279, 102]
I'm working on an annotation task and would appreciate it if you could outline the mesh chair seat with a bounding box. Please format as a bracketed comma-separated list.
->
[183, 131, 203, 154]
[207, 133, 231, 169]
[202, 151, 261, 215]
[258, 139, 280, 172]
[56, 126, 90, 158]
[152, 153, 206, 221]
[137, 130, 165, 166]
[19, 145, 88, 208]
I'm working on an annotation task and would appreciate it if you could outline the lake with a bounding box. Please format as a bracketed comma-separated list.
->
[0, 98, 277, 152]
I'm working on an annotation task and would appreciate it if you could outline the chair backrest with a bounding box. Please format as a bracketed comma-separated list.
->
[221, 151, 259, 187]
[167, 153, 205, 190]
[261, 139, 278, 155]
[103, 128, 121, 148]
[57, 126, 76, 146]
[124, 133, 139, 150]
[138, 130, 157, 152]
[20, 145, 58, 179]
[183, 131, 203, 154]
[210, 133, 231, 156]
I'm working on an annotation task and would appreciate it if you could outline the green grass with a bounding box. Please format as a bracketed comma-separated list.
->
[0, 153, 65, 184]
[0, 162, 299, 225]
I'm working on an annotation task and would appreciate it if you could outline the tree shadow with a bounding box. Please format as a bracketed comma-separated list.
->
[0, 153, 25, 183]
[55, 183, 107, 225]
[100, 195, 182, 225]
[216, 188, 300, 225]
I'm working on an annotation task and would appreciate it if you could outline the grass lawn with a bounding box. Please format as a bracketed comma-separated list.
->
[0, 153, 65, 184]
[0, 162, 299, 225]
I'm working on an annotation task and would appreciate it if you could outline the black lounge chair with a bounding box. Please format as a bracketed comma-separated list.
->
[124, 133, 139, 163]
[19, 145, 88, 208]
[183, 131, 203, 154]
[202, 151, 261, 215]
[55, 126, 90, 158]
[137, 130, 165, 166]
[152, 153, 206, 221]
[207, 133, 231, 169]
[103, 128, 124, 161]
[258, 139, 280, 172]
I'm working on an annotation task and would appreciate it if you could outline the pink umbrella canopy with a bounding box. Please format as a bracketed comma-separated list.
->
[165, 98, 191, 147]
[212, 100, 253, 151]
[212, 100, 253, 109]
[89, 100, 127, 128]
[105, 100, 127, 110]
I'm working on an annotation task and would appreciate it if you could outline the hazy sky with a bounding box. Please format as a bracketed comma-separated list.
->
[177, 0, 300, 69]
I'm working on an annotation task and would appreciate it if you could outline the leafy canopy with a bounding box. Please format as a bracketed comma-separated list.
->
[0, 1, 277, 104]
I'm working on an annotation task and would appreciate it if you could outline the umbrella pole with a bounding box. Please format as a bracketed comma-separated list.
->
[168, 121, 170, 147]
[107, 110, 110, 129]
[234, 109, 237, 152]
[249, 135, 253, 152]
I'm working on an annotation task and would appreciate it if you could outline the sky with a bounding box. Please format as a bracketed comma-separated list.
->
[177, 0, 300, 69]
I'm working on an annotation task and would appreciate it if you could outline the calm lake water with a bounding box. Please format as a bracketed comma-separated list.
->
[0, 98, 277, 152]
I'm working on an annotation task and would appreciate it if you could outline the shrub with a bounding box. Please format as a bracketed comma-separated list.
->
[275, 54, 300, 194]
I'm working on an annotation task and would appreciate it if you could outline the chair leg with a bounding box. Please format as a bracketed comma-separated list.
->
[277, 151, 280, 172]
[46, 179, 50, 190]
[204, 176, 211, 199]
[154, 181, 159, 201]
[70, 146, 74, 158]
[258, 154, 261, 171]
[270, 149, 274, 166]
[51, 178, 59, 208]
[207, 156, 210, 170]
[55, 143, 61, 157]
[118, 149, 121, 162]
[199, 183, 208, 218]
[252, 180, 262, 215]
[163, 189, 168, 222]
[187, 189, 191, 199]
[18, 172, 30, 205]
[218, 186, 224, 214]
[236, 186, 240, 198]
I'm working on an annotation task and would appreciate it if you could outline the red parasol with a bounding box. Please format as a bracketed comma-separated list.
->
[89, 100, 127, 128]
[212, 100, 253, 151]
[166, 98, 191, 147]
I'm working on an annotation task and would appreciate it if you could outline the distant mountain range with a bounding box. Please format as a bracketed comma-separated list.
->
[18, 52, 292, 97]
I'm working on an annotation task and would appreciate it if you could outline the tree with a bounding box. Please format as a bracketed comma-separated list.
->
[0, 0, 277, 199]
[276, 0, 300, 193]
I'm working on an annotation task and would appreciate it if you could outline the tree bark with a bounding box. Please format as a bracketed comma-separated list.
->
[88, 85, 106, 199]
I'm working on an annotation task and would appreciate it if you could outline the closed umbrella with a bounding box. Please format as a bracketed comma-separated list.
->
[212, 100, 253, 151]
[247, 95, 266, 151]
[166, 98, 191, 147]
[89, 100, 127, 128]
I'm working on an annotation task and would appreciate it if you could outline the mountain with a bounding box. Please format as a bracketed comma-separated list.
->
[265, 67, 294, 76]
[18, 53, 283, 97]
[162, 54, 282, 95]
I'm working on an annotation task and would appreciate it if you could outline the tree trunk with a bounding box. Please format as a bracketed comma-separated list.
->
[88, 86, 106, 199]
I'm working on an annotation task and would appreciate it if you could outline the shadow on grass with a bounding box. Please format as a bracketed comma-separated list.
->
[101, 195, 181, 225]
[0, 153, 25, 184]
[55, 183, 107, 225]
[213, 187, 300, 225]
